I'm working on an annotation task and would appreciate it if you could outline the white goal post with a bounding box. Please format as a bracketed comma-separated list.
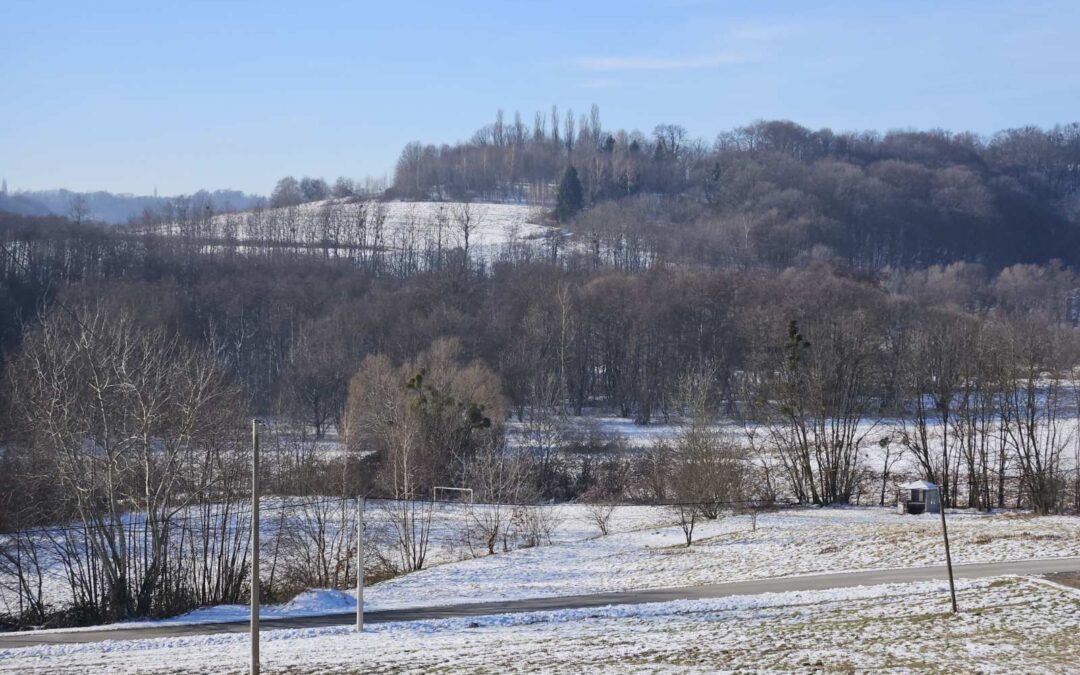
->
[433, 486, 474, 503]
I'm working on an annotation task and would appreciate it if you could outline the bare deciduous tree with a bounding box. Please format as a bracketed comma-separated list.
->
[343, 339, 505, 570]
[754, 317, 876, 505]
[7, 302, 247, 622]
[463, 442, 535, 555]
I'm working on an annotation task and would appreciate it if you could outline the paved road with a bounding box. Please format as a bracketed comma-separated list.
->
[3, 557, 1079, 649]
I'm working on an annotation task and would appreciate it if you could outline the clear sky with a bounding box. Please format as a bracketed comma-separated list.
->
[2, 0, 1078, 196]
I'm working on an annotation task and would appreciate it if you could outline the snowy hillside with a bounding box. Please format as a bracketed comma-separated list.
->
[162, 199, 554, 253]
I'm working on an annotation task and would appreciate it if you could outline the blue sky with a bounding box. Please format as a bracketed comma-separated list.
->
[2, 0, 1078, 195]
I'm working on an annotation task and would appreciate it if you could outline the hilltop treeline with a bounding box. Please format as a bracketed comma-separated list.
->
[394, 111, 1080, 269]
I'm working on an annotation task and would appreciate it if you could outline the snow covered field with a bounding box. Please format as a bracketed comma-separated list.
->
[181, 199, 552, 250]
[361, 507, 1080, 610]
[6, 474, 1080, 629]
[28, 505, 1074, 630]
[0, 500, 667, 622]
[156, 502, 665, 625]
[4, 576, 1079, 673]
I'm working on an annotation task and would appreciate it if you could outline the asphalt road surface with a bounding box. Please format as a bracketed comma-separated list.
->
[3, 557, 1079, 649]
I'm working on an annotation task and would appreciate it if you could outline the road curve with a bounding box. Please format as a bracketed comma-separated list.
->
[3, 557, 1079, 650]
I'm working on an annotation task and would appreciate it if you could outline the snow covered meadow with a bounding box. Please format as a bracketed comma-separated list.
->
[4, 576, 1079, 673]
[0, 499, 664, 624]
[163, 198, 554, 257]
[4, 502, 1080, 672]
[358, 506, 1080, 611]
[10, 504, 1078, 629]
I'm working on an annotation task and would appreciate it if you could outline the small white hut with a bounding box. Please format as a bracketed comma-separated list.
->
[897, 480, 940, 515]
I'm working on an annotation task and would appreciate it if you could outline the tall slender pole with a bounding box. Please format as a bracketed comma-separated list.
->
[251, 420, 260, 675]
[356, 497, 365, 632]
[937, 487, 958, 613]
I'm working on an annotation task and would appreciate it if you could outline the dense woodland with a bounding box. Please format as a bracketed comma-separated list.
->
[395, 110, 1080, 269]
[2, 115, 1080, 625]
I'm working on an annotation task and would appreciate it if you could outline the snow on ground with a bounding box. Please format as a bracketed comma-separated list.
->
[6, 480, 1079, 627]
[162, 502, 664, 625]
[511, 411, 1080, 479]
[80, 506, 1080, 628]
[3, 576, 1079, 673]
[362, 507, 1080, 610]
[190, 199, 552, 249]
[367, 501, 663, 567]
[0, 501, 667, 626]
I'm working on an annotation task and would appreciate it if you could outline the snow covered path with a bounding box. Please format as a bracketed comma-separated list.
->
[3, 556, 1079, 650]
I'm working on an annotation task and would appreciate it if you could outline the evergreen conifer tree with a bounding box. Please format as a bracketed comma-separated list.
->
[555, 165, 584, 222]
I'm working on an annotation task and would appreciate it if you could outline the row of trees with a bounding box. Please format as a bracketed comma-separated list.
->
[751, 309, 1079, 514]
[393, 104, 613, 203]
[269, 175, 388, 208]
[395, 114, 1080, 268]
[5, 208, 1080, 436]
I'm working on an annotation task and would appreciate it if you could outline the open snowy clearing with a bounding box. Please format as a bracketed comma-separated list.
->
[359, 507, 1080, 611]
[3, 576, 1078, 673]
[187, 199, 552, 249]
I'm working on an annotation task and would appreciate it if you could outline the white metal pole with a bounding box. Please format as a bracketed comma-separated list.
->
[251, 420, 260, 674]
[356, 496, 365, 632]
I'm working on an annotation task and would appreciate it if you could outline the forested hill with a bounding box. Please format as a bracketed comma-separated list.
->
[393, 111, 1080, 269]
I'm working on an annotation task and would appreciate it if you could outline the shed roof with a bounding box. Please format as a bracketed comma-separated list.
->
[900, 480, 939, 490]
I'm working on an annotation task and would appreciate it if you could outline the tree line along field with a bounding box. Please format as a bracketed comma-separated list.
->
[139, 199, 552, 261]
[3, 115, 1080, 629]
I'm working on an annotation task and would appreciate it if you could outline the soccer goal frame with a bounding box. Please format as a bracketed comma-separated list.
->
[433, 486, 474, 503]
